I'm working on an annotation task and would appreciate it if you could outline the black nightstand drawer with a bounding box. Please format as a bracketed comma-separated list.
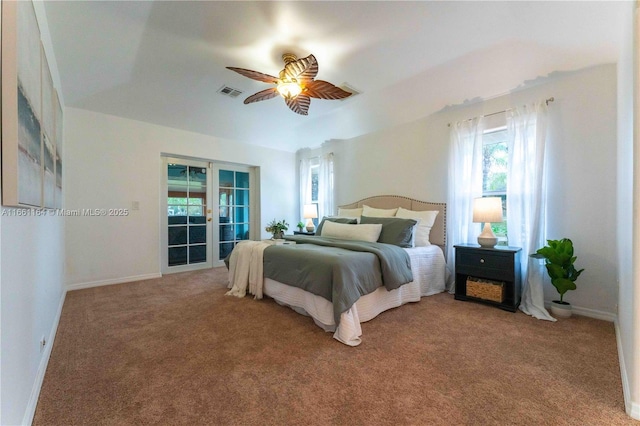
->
[459, 265, 514, 282]
[456, 250, 513, 270]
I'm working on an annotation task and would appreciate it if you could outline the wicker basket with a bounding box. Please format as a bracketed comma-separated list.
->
[466, 277, 504, 303]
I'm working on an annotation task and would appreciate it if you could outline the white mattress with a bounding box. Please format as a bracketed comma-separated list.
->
[263, 245, 447, 346]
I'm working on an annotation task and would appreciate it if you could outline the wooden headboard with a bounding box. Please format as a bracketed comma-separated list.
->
[339, 195, 447, 255]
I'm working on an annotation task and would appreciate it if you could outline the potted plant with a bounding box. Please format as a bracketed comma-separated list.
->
[296, 221, 305, 232]
[535, 238, 584, 318]
[265, 219, 289, 239]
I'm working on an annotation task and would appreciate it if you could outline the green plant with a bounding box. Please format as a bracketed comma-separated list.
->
[296, 221, 305, 230]
[535, 238, 584, 303]
[265, 219, 289, 235]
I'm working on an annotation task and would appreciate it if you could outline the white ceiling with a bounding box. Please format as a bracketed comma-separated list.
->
[43, 1, 627, 152]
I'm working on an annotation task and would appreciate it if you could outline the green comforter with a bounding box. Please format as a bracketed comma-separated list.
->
[263, 236, 413, 325]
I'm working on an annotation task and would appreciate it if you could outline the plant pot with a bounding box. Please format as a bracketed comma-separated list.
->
[550, 300, 572, 318]
[272, 231, 284, 240]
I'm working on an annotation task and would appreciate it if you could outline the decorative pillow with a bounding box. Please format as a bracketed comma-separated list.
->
[395, 207, 439, 246]
[320, 220, 382, 243]
[337, 207, 363, 221]
[360, 216, 418, 248]
[362, 204, 398, 217]
[315, 216, 358, 236]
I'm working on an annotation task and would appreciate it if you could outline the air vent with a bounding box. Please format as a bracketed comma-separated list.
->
[338, 83, 361, 100]
[217, 85, 243, 98]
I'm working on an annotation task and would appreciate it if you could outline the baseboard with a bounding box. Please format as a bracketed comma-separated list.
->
[22, 289, 67, 426]
[66, 273, 162, 292]
[615, 319, 640, 420]
[544, 300, 616, 322]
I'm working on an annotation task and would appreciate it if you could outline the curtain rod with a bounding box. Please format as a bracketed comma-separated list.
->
[447, 97, 554, 127]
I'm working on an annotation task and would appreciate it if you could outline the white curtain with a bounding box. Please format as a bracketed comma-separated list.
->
[446, 118, 484, 291]
[506, 101, 556, 321]
[299, 157, 311, 222]
[318, 152, 335, 218]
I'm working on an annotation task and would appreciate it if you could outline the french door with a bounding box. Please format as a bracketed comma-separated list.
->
[213, 164, 255, 267]
[162, 157, 256, 273]
[162, 157, 213, 273]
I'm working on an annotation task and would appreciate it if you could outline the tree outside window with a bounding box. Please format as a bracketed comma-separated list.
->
[482, 128, 508, 242]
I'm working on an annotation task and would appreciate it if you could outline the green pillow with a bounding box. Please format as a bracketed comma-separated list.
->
[316, 217, 358, 236]
[359, 216, 418, 248]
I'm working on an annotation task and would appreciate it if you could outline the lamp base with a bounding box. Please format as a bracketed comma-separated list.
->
[477, 236, 498, 248]
[305, 218, 315, 233]
[477, 223, 497, 248]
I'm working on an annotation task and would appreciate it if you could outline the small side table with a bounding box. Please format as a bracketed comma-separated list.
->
[454, 243, 522, 312]
[294, 231, 315, 235]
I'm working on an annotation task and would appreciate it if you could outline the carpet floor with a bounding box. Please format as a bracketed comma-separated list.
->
[34, 267, 635, 425]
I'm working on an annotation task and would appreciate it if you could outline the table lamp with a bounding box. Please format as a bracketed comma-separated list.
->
[303, 204, 318, 233]
[473, 197, 503, 248]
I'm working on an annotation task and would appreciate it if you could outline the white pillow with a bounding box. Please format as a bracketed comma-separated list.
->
[362, 204, 398, 217]
[337, 207, 363, 222]
[395, 207, 439, 246]
[320, 220, 382, 243]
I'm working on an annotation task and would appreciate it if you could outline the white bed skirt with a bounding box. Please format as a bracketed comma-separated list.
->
[263, 245, 447, 346]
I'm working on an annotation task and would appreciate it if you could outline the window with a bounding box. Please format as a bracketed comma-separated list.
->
[310, 163, 319, 226]
[482, 127, 508, 243]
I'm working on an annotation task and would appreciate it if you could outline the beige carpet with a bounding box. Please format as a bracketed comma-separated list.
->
[34, 267, 634, 425]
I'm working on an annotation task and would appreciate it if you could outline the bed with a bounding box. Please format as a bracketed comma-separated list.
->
[228, 195, 448, 346]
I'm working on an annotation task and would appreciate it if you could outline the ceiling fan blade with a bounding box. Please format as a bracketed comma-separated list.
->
[304, 80, 352, 100]
[285, 94, 310, 116]
[284, 54, 318, 82]
[226, 67, 278, 84]
[243, 88, 279, 104]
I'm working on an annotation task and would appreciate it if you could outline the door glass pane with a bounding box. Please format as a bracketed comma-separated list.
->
[168, 164, 188, 184]
[189, 166, 207, 184]
[219, 206, 231, 219]
[219, 170, 234, 187]
[235, 189, 248, 205]
[235, 207, 248, 223]
[168, 215, 187, 225]
[189, 225, 206, 244]
[219, 188, 232, 206]
[168, 226, 187, 245]
[189, 215, 206, 224]
[187, 206, 204, 216]
[236, 223, 249, 240]
[236, 172, 249, 188]
[168, 247, 187, 266]
[220, 242, 234, 260]
[168, 197, 188, 205]
[219, 224, 233, 242]
[189, 245, 206, 263]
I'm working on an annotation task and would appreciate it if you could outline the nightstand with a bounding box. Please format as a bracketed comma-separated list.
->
[454, 244, 522, 312]
[293, 231, 315, 235]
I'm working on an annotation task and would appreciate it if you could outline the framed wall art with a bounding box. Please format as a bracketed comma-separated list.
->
[2, 0, 63, 209]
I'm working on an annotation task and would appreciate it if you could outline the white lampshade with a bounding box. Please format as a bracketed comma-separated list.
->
[473, 197, 503, 223]
[472, 197, 503, 248]
[303, 204, 318, 233]
[303, 204, 318, 219]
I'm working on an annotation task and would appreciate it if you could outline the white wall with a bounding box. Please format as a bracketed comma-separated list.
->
[0, 215, 65, 425]
[617, 1, 640, 418]
[0, 2, 67, 425]
[321, 64, 619, 318]
[64, 108, 297, 287]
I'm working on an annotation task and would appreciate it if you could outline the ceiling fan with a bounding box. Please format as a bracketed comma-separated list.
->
[226, 53, 352, 116]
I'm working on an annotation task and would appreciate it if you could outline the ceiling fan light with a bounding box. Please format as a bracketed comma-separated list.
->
[277, 81, 302, 99]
